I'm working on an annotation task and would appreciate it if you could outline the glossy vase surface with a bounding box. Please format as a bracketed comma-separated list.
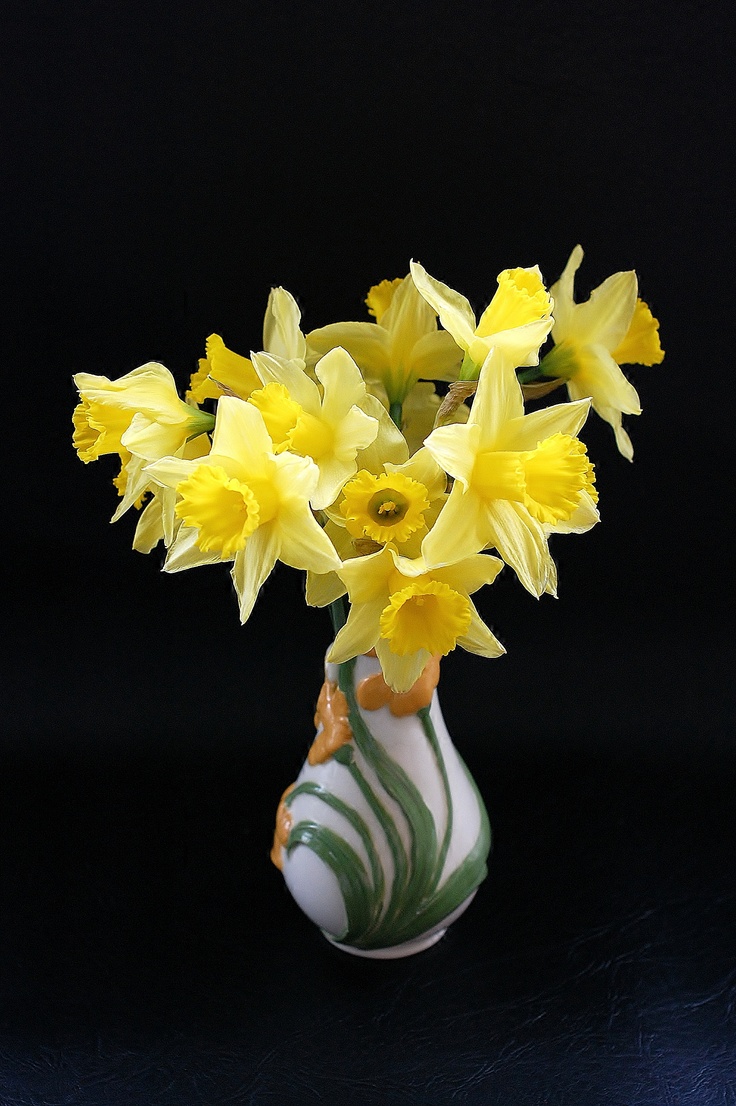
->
[271, 651, 491, 958]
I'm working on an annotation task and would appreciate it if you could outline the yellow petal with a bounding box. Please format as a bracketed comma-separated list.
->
[263, 287, 307, 363]
[431, 553, 504, 596]
[484, 500, 552, 598]
[231, 524, 281, 623]
[409, 330, 463, 382]
[328, 598, 385, 663]
[374, 639, 431, 694]
[409, 260, 477, 353]
[381, 275, 437, 368]
[277, 499, 341, 574]
[457, 600, 506, 658]
[307, 322, 391, 381]
[567, 346, 642, 416]
[421, 484, 491, 568]
[549, 245, 584, 338]
[498, 397, 592, 452]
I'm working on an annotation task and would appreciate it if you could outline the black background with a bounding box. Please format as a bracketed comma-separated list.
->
[3, 1, 734, 1102]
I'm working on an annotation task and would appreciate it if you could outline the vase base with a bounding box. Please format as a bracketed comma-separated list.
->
[324, 928, 447, 960]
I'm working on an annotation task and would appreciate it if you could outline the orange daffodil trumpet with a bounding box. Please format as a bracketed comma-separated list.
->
[542, 245, 664, 460]
[72, 252, 661, 691]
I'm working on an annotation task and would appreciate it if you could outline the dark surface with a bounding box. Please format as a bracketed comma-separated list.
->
[3, 1, 734, 1103]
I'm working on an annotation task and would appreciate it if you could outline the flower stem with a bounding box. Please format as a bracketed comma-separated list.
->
[389, 401, 403, 429]
[328, 596, 348, 636]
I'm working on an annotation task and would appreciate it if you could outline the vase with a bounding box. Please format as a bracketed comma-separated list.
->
[270, 650, 491, 959]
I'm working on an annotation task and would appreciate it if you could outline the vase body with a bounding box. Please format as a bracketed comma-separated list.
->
[271, 651, 491, 958]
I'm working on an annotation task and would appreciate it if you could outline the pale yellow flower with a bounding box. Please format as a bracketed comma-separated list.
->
[306, 446, 448, 608]
[327, 543, 505, 692]
[422, 349, 598, 597]
[248, 346, 379, 510]
[145, 397, 340, 622]
[73, 363, 214, 521]
[306, 274, 462, 405]
[545, 245, 664, 460]
[410, 260, 553, 377]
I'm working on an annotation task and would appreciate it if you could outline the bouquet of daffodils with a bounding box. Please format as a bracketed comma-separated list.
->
[73, 249, 663, 692]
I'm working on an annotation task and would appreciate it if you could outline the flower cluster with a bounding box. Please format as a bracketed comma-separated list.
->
[73, 248, 662, 691]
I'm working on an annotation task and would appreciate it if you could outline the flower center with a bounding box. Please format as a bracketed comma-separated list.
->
[379, 579, 472, 657]
[341, 470, 431, 545]
[175, 464, 277, 558]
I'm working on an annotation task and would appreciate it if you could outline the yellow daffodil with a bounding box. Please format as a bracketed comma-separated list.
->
[305, 447, 447, 608]
[145, 397, 340, 622]
[410, 260, 554, 379]
[327, 543, 505, 692]
[248, 346, 379, 510]
[73, 363, 214, 520]
[73, 363, 212, 462]
[422, 349, 598, 597]
[544, 245, 664, 460]
[187, 287, 306, 404]
[306, 274, 462, 406]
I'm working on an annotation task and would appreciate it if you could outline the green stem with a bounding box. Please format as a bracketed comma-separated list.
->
[328, 596, 347, 637]
[516, 365, 545, 384]
[389, 400, 403, 429]
[458, 351, 479, 381]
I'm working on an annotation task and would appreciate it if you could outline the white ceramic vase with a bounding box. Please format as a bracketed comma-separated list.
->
[271, 651, 491, 958]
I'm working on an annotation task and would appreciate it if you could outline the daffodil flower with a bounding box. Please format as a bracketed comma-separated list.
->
[145, 397, 340, 622]
[543, 245, 664, 460]
[247, 346, 379, 510]
[188, 286, 307, 404]
[327, 543, 505, 692]
[73, 363, 214, 519]
[306, 447, 448, 608]
[306, 274, 462, 406]
[410, 260, 554, 378]
[422, 349, 598, 597]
